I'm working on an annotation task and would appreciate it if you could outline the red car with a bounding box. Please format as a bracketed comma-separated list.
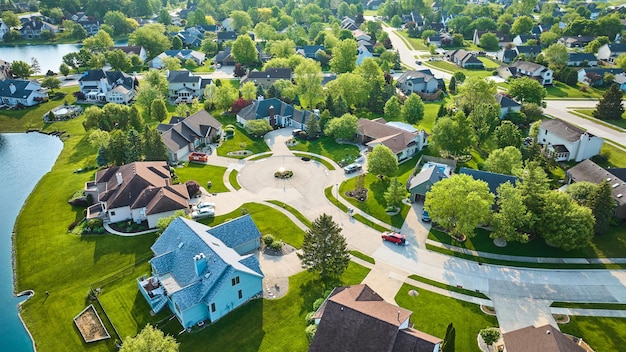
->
[381, 232, 406, 245]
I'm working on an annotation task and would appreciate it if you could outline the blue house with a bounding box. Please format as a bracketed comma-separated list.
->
[138, 216, 263, 328]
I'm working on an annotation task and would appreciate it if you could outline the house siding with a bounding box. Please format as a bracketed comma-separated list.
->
[538, 126, 603, 162]
[107, 206, 132, 223]
[180, 303, 209, 328]
[208, 272, 263, 322]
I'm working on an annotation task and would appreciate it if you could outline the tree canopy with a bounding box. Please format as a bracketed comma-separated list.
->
[367, 144, 398, 177]
[508, 77, 546, 105]
[593, 84, 624, 121]
[297, 213, 350, 280]
[324, 113, 358, 140]
[232, 34, 258, 66]
[120, 324, 178, 352]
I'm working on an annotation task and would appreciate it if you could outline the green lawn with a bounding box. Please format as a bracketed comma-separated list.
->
[551, 301, 626, 310]
[173, 163, 229, 193]
[478, 57, 500, 69]
[395, 31, 429, 50]
[216, 116, 270, 158]
[407, 274, 489, 299]
[292, 152, 336, 170]
[266, 200, 313, 228]
[228, 170, 241, 190]
[349, 250, 375, 264]
[560, 316, 626, 352]
[423, 60, 493, 79]
[395, 283, 498, 352]
[545, 82, 605, 99]
[288, 135, 360, 164]
[573, 109, 626, 130]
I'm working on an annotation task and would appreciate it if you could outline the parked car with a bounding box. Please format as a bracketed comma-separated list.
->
[193, 202, 215, 211]
[421, 210, 431, 222]
[192, 207, 215, 219]
[292, 128, 303, 136]
[343, 163, 362, 174]
[381, 232, 406, 245]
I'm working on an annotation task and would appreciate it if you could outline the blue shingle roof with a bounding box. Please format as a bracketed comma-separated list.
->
[458, 167, 519, 194]
[208, 214, 262, 250]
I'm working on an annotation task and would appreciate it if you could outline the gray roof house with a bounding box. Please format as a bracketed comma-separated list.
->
[495, 93, 521, 118]
[240, 68, 292, 89]
[445, 49, 484, 69]
[558, 36, 596, 48]
[78, 69, 137, 104]
[566, 159, 626, 219]
[152, 50, 206, 69]
[166, 69, 211, 103]
[295, 45, 325, 59]
[207, 214, 262, 254]
[309, 284, 442, 352]
[498, 61, 553, 86]
[458, 167, 519, 194]
[538, 119, 604, 162]
[236, 97, 317, 130]
[597, 43, 626, 63]
[577, 67, 624, 86]
[0, 79, 48, 107]
[396, 69, 443, 96]
[406, 157, 455, 202]
[158, 109, 221, 162]
[501, 324, 586, 352]
[567, 53, 598, 67]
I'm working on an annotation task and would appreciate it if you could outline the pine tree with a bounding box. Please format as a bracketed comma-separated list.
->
[593, 84, 624, 121]
[448, 76, 456, 93]
[96, 146, 108, 166]
[437, 103, 446, 118]
[441, 322, 455, 352]
[297, 214, 350, 280]
[589, 181, 616, 234]
[125, 128, 143, 163]
[384, 177, 406, 210]
[306, 114, 321, 139]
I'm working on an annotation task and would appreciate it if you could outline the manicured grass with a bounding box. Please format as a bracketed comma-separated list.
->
[395, 283, 498, 352]
[216, 116, 270, 158]
[248, 153, 273, 160]
[573, 109, 626, 130]
[326, 185, 390, 232]
[173, 163, 229, 193]
[560, 316, 626, 352]
[423, 60, 493, 79]
[266, 200, 312, 228]
[595, 144, 626, 168]
[349, 250, 375, 264]
[288, 135, 360, 164]
[0, 86, 78, 132]
[292, 152, 336, 170]
[407, 274, 489, 299]
[551, 301, 626, 310]
[478, 57, 500, 69]
[199, 202, 307, 248]
[395, 31, 429, 50]
[228, 170, 241, 190]
[544, 82, 604, 99]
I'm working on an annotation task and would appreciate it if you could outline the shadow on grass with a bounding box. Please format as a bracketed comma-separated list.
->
[80, 232, 157, 264]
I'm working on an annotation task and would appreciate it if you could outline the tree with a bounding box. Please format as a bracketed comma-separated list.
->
[330, 39, 358, 74]
[30, 58, 41, 75]
[162, 56, 182, 71]
[106, 49, 132, 72]
[143, 127, 168, 161]
[294, 59, 324, 109]
[41, 76, 61, 92]
[171, 36, 183, 50]
[130, 24, 171, 59]
[491, 182, 532, 243]
[239, 82, 256, 101]
[325, 73, 367, 109]
[232, 34, 258, 66]
[324, 113, 358, 140]
[479, 33, 499, 51]
[120, 324, 178, 352]
[306, 115, 321, 138]
[384, 96, 401, 121]
[230, 10, 253, 32]
[88, 129, 111, 149]
[108, 130, 130, 165]
[468, 103, 500, 147]
[10, 60, 33, 78]
[424, 174, 494, 239]
[104, 10, 133, 35]
[484, 146, 522, 175]
[384, 177, 406, 210]
[456, 77, 496, 113]
[96, 145, 108, 166]
[125, 128, 143, 163]
[245, 119, 273, 137]
[59, 63, 71, 78]
[150, 99, 167, 122]
[213, 85, 239, 111]
[159, 8, 172, 25]
[144, 69, 168, 94]
[593, 84, 624, 121]
[390, 15, 402, 28]
[584, 36, 609, 54]
[508, 77, 546, 105]
[515, 161, 550, 228]
[441, 323, 455, 352]
[156, 210, 190, 234]
[401, 94, 425, 124]
[480, 328, 501, 347]
[539, 32, 559, 47]
[367, 144, 398, 178]
[543, 43, 568, 69]
[539, 191, 594, 251]
[493, 121, 522, 149]
[448, 75, 456, 93]
[565, 181, 598, 206]
[135, 84, 162, 117]
[511, 15, 533, 35]
[269, 39, 296, 58]
[588, 181, 616, 235]
[431, 112, 473, 157]
[72, 24, 88, 40]
[297, 213, 350, 280]
[2, 11, 20, 28]
[82, 30, 114, 54]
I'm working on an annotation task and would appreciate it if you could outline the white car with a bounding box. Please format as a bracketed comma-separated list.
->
[193, 202, 215, 211]
[192, 207, 215, 219]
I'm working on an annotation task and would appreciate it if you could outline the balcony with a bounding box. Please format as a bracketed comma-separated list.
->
[137, 275, 168, 313]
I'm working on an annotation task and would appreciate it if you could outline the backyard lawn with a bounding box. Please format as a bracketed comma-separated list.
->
[423, 60, 493, 79]
[173, 162, 229, 193]
[395, 283, 498, 352]
[216, 116, 270, 158]
[560, 316, 626, 352]
[288, 135, 360, 164]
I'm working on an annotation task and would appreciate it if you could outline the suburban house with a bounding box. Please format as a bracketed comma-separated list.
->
[221, 18, 234, 31]
[174, 26, 204, 47]
[614, 73, 626, 91]
[458, 168, 519, 194]
[356, 45, 374, 66]
[407, 156, 455, 202]
[495, 48, 518, 64]
[512, 34, 537, 46]
[497, 61, 553, 86]
[295, 45, 325, 60]
[0, 19, 10, 40]
[158, 110, 222, 162]
[0, 79, 48, 107]
[213, 47, 236, 66]
[472, 30, 511, 46]
[138, 216, 264, 329]
[445, 49, 484, 69]
[538, 119, 604, 162]
[309, 284, 442, 352]
[217, 31, 241, 44]
[77, 19, 100, 36]
[425, 33, 451, 47]
[111, 45, 148, 62]
[567, 53, 598, 67]
[341, 16, 359, 31]
[566, 159, 626, 219]
[151, 50, 206, 69]
[597, 43, 626, 63]
[402, 11, 425, 29]
[356, 118, 428, 162]
[18, 20, 58, 39]
[495, 93, 521, 118]
[514, 45, 542, 60]
[78, 69, 137, 104]
[240, 68, 292, 89]
[500, 324, 587, 352]
[236, 97, 317, 130]
[558, 36, 596, 49]
[396, 69, 444, 96]
[166, 70, 212, 103]
[577, 67, 624, 86]
[0, 59, 11, 80]
[85, 161, 190, 229]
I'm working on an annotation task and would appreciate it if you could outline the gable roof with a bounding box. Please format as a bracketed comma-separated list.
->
[458, 167, 519, 194]
[606, 43, 626, 53]
[217, 31, 238, 41]
[408, 165, 448, 190]
[503, 324, 585, 352]
[396, 69, 437, 84]
[514, 45, 541, 55]
[111, 46, 144, 56]
[567, 159, 626, 207]
[495, 93, 520, 108]
[580, 67, 624, 76]
[0, 79, 41, 99]
[207, 214, 262, 251]
[167, 69, 202, 83]
[79, 69, 135, 91]
[310, 284, 441, 352]
[151, 217, 263, 311]
[244, 68, 292, 80]
[160, 109, 222, 151]
[568, 52, 597, 62]
[540, 119, 592, 142]
[237, 98, 316, 125]
[510, 60, 547, 73]
[357, 118, 423, 154]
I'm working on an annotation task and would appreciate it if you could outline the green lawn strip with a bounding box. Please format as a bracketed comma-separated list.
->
[596, 144, 626, 168]
[292, 152, 336, 170]
[349, 250, 375, 264]
[172, 163, 228, 193]
[571, 109, 626, 130]
[216, 115, 269, 158]
[550, 302, 626, 310]
[394, 30, 428, 50]
[288, 135, 360, 165]
[423, 60, 492, 79]
[425, 243, 626, 270]
[325, 186, 390, 231]
[395, 283, 498, 352]
[247, 153, 273, 160]
[559, 316, 626, 352]
[352, 214, 391, 232]
[407, 274, 489, 300]
[325, 186, 349, 212]
[199, 202, 306, 248]
[544, 82, 604, 99]
[228, 169, 241, 190]
[266, 200, 312, 228]
[478, 57, 500, 69]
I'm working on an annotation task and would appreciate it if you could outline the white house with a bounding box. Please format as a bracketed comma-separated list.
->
[577, 67, 624, 86]
[495, 93, 521, 118]
[0, 19, 10, 40]
[498, 61, 553, 85]
[0, 79, 48, 107]
[152, 50, 206, 69]
[597, 43, 626, 63]
[111, 45, 148, 62]
[166, 70, 212, 103]
[396, 69, 443, 95]
[78, 69, 137, 104]
[538, 119, 604, 162]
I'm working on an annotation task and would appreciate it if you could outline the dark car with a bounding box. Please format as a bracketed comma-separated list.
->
[421, 210, 431, 222]
[381, 232, 406, 245]
[343, 163, 362, 174]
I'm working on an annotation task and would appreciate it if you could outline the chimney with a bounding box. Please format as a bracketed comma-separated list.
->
[115, 172, 123, 185]
[269, 105, 275, 128]
[194, 253, 207, 276]
[9, 83, 16, 95]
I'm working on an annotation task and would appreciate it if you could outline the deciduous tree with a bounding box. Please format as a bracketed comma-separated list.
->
[484, 146, 522, 175]
[120, 324, 178, 352]
[493, 120, 522, 149]
[298, 213, 350, 280]
[468, 103, 500, 147]
[324, 113, 358, 140]
[10, 60, 33, 78]
[232, 34, 258, 66]
[129, 24, 171, 59]
[106, 49, 132, 72]
[245, 119, 273, 137]
[150, 99, 167, 122]
[330, 39, 358, 74]
[543, 43, 569, 69]
[401, 94, 425, 124]
[384, 96, 401, 121]
[491, 182, 532, 243]
[508, 77, 546, 105]
[367, 144, 398, 177]
[41, 76, 61, 92]
[456, 76, 496, 113]
[539, 191, 595, 251]
[431, 111, 473, 157]
[511, 15, 533, 35]
[82, 30, 114, 54]
[294, 59, 324, 109]
[515, 161, 550, 227]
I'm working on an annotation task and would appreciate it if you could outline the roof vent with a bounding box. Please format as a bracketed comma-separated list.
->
[613, 183, 620, 188]
[618, 194, 623, 198]
[546, 330, 551, 335]
[607, 178, 612, 182]
[178, 242, 184, 248]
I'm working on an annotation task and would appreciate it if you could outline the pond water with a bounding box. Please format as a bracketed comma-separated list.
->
[0, 133, 63, 352]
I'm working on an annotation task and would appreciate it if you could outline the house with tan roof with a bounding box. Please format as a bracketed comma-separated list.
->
[538, 119, 603, 162]
[309, 284, 442, 352]
[356, 118, 428, 162]
[158, 110, 222, 162]
[566, 159, 626, 219]
[501, 324, 587, 352]
[85, 161, 190, 228]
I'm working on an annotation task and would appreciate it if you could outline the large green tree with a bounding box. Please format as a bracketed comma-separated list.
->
[511, 15, 533, 35]
[515, 161, 550, 228]
[431, 111, 473, 157]
[150, 99, 167, 122]
[106, 49, 132, 72]
[424, 174, 494, 239]
[539, 191, 595, 251]
[297, 213, 350, 280]
[401, 94, 425, 124]
[325, 73, 368, 109]
[41, 76, 61, 92]
[384, 177, 406, 210]
[543, 43, 569, 69]
[588, 181, 617, 235]
[484, 146, 522, 175]
[384, 96, 401, 121]
[508, 77, 547, 105]
[593, 84, 624, 121]
[491, 182, 532, 243]
[468, 103, 500, 147]
[324, 113, 358, 140]
[120, 324, 178, 352]
[330, 39, 358, 74]
[10, 60, 33, 78]
[135, 84, 162, 117]
[129, 24, 171, 59]
[493, 121, 522, 149]
[232, 34, 258, 66]
[367, 144, 398, 177]
[456, 76, 497, 113]
[82, 30, 114, 54]
[143, 127, 168, 161]
[294, 59, 324, 109]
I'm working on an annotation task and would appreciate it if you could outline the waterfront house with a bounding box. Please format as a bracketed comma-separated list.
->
[538, 119, 604, 162]
[158, 110, 222, 162]
[111, 45, 148, 62]
[18, 20, 58, 39]
[0, 79, 47, 107]
[78, 69, 137, 104]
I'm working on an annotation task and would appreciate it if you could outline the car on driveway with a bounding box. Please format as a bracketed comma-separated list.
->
[381, 232, 406, 245]
[421, 210, 431, 222]
[192, 207, 215, 219]
[193, 202, 215, 211]
[343, 163, 362, 174]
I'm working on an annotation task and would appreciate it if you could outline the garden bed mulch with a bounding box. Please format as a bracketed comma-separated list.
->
[263, 243, 296, 256]
[344, 188, 368, 202]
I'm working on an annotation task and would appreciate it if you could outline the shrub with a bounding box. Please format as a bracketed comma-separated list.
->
[185, 180, 201, 196]
[579, 86, 588, 92]
[87, 218, 103, 229]
[68, 197, 88, 207]
[313, 297, 325, 311]
[480, 328, 501, 346]
[68, 221, 78, 231]
[305, 324, 317, 342]
[270, 241, 282, 251]
[263, 234, 275, 246]
[305, 312, 315, 325]
[53, 92, 66, 100]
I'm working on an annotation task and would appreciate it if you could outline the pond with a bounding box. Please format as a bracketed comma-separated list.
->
[0, 133, 63, 352]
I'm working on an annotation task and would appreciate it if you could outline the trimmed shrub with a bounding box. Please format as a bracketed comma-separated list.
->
[185, 180, 201, 197]
[270, 241, 282, 251]
[263, 234, 275, 246]
[87, 218, 103, 229]
[305, 324, 317, 342]
[313, 297, 325, 311]
[305, 311, 315, 325]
